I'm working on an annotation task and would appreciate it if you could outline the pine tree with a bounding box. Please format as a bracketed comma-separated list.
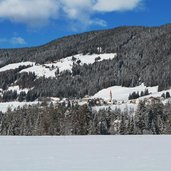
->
[119, 115, 126, 135]
[135, 101, 146, 134]
[161, 93, 166, 99]
[141, 91, 144, 97]
[127, 117, 134, 134]
[166, 92, 170, 99]
[144, 89, 149, 96]
[18, 91, 26, 102]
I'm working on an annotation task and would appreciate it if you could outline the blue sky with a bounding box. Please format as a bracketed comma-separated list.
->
[0, 0, 171, 48]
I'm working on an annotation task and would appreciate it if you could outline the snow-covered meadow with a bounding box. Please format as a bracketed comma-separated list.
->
[1, 83, 171, 113]
[93, 83, 158, 101]
[0, 62, 34, 72]
[0, 101, 39, 113]
[0, 53, 117, 78]
[92, 84, 171, 113]
[20, 53, 116, 78]
[0, 136, 170, 171]
[0, 52, 171, 114]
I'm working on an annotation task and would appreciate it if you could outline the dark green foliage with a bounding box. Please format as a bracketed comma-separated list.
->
[1, 24, 171, 95]
[161, 92, 171, 99]
[140, 91, 144, 97]
[134, 100, 168, 134]
[161, 93, 166, 99]
[18, 91, 26, 102]
[144, 89, 149, 96]
[26, 90, 38, 102]
[166, 92, 171, 98]
[0, 98, 170, 135]
[127, 117, 134, 134]
[135, 101, 147, 134]
[129, 91, 140, 100]
[2, 90, 17, 102]
[119, 115, 126, 135]
[0, 65, 33, 90]
[129, 89, 149, 100]
[16, 72, 36, 89]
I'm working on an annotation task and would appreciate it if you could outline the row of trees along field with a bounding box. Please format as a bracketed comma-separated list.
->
[0, 99, 171, 135]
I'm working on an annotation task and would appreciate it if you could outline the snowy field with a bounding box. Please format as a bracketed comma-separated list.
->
[0, 62, 34, 72]
[0, 136, 171, 171]
[93, 83, 158, 101]
[0, 53, 116, 78]
[0, 101, 39, 113]
[20, 53, 116, 78]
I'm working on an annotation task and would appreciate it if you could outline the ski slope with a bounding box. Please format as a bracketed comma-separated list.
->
[0, 136, 170, 171]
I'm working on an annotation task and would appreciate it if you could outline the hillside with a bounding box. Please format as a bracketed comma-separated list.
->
[1, 24, 171, 102]
[1, 24, 171, 135]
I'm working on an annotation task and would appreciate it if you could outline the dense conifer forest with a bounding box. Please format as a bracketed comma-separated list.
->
[1, 24, 171, 101]
[1, 24, 171, 135]
[0, 99, 171, 135]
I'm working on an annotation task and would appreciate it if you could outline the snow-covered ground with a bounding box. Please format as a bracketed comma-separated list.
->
[0, 101, 39, 113]
[0, 53, 116, 78]
[20, 64, 55, 78]
[93, 83, 158, 101]
[0, 62, 34, 72]
[93, 103, 137, 113]
[139, 89, 171, 100]
[7, 85, 31, 94]
[0, 136, 170, 171]
[20, 53, 117, 78]
[92, 84, 171, 113]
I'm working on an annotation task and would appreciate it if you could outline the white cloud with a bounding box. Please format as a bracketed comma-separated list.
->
[10, 37, 26, 45]
[0, 36, 26, 45]
[0, 0, 59, 26]
[93, 0, 142, 12]
[61, 0, 93, 28]
[0, 0, 143, 28]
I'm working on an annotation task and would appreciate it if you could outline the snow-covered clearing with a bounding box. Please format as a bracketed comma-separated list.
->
[139, 89, 171, 100]
[0, 62, 34, 72]
[20, 64, 55, 78]
[20, 53, 117, 78]
[91, 84, 171, 113]
[0, 53, 117, 78]
[45, 53, 117, 73]
[0, 53, 116, 78]
[0, 136, 170, 171]
[0, 101, 39, 113]
[93, 83, 158, 101]
[7, 85, 31, 94]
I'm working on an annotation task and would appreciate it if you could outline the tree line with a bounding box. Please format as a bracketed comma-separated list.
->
[0, 99, 171, 135]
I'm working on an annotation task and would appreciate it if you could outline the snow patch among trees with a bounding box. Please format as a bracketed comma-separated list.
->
[7, 85, 30, 94]
[93, 83, 158, 101]
[0, 62, 34, 72]
[20, 53, 117, 78]
[0, 101, 39, 113]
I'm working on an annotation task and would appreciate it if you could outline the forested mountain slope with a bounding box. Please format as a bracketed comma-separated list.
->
[1, 24, 171, 100]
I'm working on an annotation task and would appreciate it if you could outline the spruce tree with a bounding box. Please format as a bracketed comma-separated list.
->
[166, 92, 170, 99]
